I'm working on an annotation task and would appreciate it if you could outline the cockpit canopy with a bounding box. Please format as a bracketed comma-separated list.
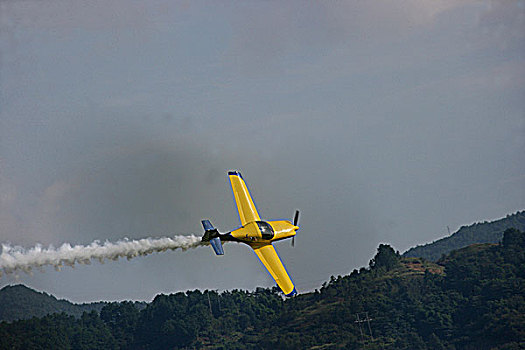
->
[256, 221, 275, 240]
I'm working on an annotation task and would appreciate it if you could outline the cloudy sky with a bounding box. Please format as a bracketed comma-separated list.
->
[1, 0, 524, 302]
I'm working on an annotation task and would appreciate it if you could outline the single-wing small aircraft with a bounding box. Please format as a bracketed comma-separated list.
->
[201, 171, 299, 297]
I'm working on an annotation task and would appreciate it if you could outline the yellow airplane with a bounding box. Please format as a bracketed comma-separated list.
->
[201, 171, 299, 297]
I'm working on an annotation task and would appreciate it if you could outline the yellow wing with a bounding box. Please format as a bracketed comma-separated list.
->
[252, 244, 297, 296]
[229, 171, 260, 226]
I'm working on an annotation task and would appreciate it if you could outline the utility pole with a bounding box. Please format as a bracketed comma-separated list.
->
[365, 312, 374, 341]
[355, 312, 374, 346]
[355, 313, 365, 344]
[207, 292, 213, 316]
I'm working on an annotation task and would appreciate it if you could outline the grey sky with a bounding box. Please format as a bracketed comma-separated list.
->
[1, 0, 524, 302]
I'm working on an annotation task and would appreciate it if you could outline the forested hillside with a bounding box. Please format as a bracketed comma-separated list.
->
[1, 229, 523, 349]
[0, 285, 107, 322]
[403, 211, 525, 261]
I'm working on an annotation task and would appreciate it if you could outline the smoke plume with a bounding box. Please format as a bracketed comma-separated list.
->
[0, 235, 203, 277]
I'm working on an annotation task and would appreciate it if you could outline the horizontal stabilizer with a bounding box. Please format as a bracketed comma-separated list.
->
[210, 237, 224, 255]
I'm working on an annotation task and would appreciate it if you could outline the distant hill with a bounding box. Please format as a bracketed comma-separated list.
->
[0, 284, 107, 322]
[403, 210, 525, 261]
[1, 229, 523, 349]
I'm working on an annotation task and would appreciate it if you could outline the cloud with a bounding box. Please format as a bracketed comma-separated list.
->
[478, 0, 525, 50]
[1, 0, 183, 32]
[0, 173, 20, 242]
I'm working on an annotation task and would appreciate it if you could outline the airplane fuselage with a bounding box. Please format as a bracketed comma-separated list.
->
[229, 220, 298, 245]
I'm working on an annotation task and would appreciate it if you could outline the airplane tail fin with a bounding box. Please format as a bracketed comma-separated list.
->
[201, 220, 224, 255]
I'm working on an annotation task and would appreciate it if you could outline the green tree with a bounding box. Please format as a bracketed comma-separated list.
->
[370, 244, 401, 271]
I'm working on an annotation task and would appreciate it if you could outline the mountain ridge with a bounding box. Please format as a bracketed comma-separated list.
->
[0, 284, 107, 322]
[403, 210, 525, 261]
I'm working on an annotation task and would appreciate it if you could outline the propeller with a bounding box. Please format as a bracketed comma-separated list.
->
[292, 210, 300, 247]
[293, 210, 300, 226]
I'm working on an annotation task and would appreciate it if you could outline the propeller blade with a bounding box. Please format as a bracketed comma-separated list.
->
[291, 210, 299, 247]
[293, 210, 300, 226]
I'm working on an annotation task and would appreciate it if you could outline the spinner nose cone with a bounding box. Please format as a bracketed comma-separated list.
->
[293, 225, 299, 231]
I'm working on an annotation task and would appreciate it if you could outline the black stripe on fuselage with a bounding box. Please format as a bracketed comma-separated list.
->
[219, 233, 244, 243]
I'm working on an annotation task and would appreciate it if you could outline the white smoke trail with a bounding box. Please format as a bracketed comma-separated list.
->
[0, 235, 203, 277]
